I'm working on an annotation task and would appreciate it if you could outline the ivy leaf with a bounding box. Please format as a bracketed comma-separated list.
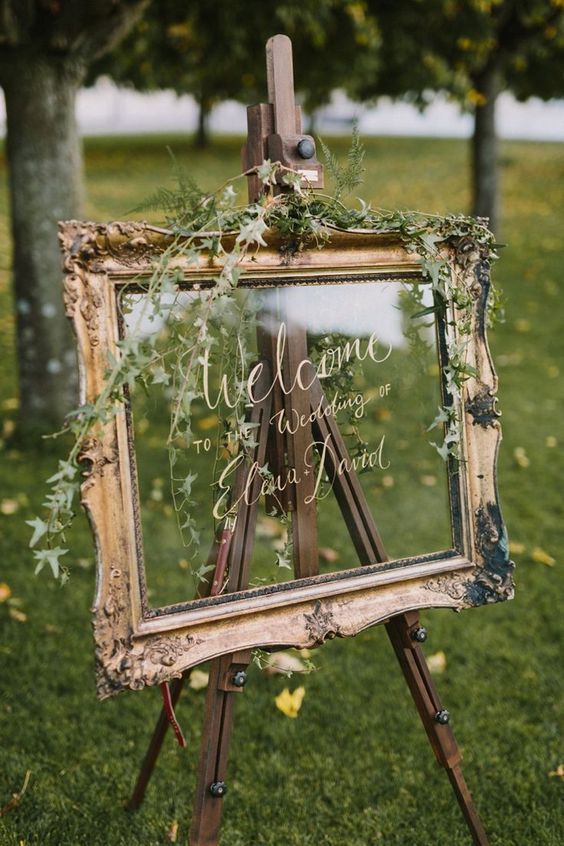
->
[282, 171, 303, 193]
[33, 547, 68, 579]
[275, 548, 293, 569]
[430, 440, 453, 462]
[46, 460, 77, 485]
[178, 471, 198, 498]
[26, 517, 49, 548]
[236, 217, 268, 248]
[151, 367, 170, 386]
[426, 406, 451, 432]
[220, 185, 237, 207]
[256, 159, 278, 186]
[419, 232, 443, 253]
[422, 259, 444, 288]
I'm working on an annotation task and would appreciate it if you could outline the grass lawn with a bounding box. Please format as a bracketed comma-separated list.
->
[0, 133, 563, 845]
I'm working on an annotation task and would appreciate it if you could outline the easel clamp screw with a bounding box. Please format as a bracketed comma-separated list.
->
[209, 781, 227, 798]
[297, 138, 315, 159]
[411, 626, 428, 643]
[231, 670, 248, 687]
[434, 709, 451, 725]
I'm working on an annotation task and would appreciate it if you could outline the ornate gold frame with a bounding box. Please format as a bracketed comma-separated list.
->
[59, 221, 513, 699]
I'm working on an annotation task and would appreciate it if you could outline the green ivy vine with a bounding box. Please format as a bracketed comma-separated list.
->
[28, 137, 500, 584]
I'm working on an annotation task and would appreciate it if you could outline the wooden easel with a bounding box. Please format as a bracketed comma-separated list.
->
[128, 35, 489, 846]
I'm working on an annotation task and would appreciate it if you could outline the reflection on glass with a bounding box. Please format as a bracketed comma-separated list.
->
[120, 280, 452, 610]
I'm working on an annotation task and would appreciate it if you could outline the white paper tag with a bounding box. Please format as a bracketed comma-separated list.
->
[298, 169, 318, 182]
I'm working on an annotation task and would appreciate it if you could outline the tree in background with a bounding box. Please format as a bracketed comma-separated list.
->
[355, 0, 564, 233]
[91, 0, 379, 147]
[0, 1, 147, 437]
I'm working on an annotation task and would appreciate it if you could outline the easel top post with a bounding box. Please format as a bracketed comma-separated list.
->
[242, 34, 324, 202]
[266, 34, 298, 135]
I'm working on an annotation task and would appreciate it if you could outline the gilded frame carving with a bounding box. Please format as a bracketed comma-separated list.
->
[59, 221, 514, 699]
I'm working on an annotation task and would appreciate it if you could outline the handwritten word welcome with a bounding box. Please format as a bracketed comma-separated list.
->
[202, 322, 392, 412]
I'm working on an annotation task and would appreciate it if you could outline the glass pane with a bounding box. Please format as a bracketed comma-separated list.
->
[119, 278, 452, 610]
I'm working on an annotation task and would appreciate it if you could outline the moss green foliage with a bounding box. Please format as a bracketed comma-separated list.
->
[0, 134, 563, 845]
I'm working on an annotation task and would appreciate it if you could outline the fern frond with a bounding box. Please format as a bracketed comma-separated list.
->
[319, 123, 365, 201]
[318, 136, 344, 194]
[130, 147, 208, 227]
[344, 123, 365, 196]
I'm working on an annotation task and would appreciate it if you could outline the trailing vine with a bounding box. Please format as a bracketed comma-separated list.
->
[28, 139, 499, 584]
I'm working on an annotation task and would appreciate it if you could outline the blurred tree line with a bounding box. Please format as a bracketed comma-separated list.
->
[0, 0, 563, 435]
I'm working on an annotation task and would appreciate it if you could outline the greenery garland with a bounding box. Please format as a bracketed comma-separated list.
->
[28, 136, 500, 584]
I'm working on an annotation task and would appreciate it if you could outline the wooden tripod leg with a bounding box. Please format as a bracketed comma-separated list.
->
[189, 363, 273, 845]
[309, 376, 489, 844]
[189, 651, 251, 846]
[127, 674, 186, 811]
[386, 611, 489, 845]
[128, 360, 272, 819]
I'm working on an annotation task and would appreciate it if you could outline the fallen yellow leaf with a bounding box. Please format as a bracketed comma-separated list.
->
[420, 475, 437, 487]
[319, 547, 339, 563]
[548, 764, 564, 779]
[531, 547, 555, 567]
[220, 441, 238, 459]
[513, 447, 530, 468]
[0, 583, 12, 603]
[375, 408, 392, 421]
[9, 608, 27, 623]
[2, 419, 15, 438]
[189, 669, 209, 691]
[545, 436, 557, 448]
[275, 686, 305, 719]
[427, 651, 447, 674]
[136, 417, 149, 435]
[0, 499, 19, 515]
[381, 475, 395, 488]
[165, 820, 179, 842]
[256, 516, 284, 539]
[509, 541, 525, 555]
[197, 415, 218, 431]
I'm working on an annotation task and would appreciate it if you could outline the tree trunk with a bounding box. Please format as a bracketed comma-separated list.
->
[471, 66, 501, 234]
[2, 56, 84, 437]
[194, 100, 211, 148]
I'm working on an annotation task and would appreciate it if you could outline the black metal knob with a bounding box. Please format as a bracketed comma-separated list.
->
[411, 626, 428, 643]
[231, 670, 248, 688]
[434, 709, 450, 725]
[209, 781, 227, 798]
[297, 138, 315, 159]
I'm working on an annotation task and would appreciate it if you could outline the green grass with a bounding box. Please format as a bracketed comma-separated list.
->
[1, 133, 563, 845]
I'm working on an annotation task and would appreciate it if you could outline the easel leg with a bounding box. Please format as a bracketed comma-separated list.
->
[386, 611, 489, 846]
[310, 384, 490, 843]
[127, 673, 187, 811]
[189, 652, 251, 846]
